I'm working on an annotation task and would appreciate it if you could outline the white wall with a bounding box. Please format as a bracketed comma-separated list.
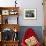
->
[17, 0, 44, 26]
[0, 0, 15, 7]
[0, 0, 44, 26]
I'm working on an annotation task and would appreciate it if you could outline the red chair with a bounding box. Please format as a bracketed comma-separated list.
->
[21, 28, 41, 46]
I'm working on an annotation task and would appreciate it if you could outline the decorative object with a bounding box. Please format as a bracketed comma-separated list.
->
[13, 28, 18, 40]
[9, 10, 17, 15]
[5, 18, 8, 24]
[2, 28, 13, 41]
[2, 10, 9, 15]
[25, 36, 38, 46]
[24, 9, 36, 19]
[10, 10, 15, 15]
[14, 28, 17, 32]
[13, 32, 18, 41]
[15, 0, 17, 7]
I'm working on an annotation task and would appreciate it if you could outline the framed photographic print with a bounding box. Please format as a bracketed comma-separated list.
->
[2, 10, 9, 15]
[24, 9, 36, 19]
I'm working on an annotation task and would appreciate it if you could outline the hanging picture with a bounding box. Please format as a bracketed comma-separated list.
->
[24, 9, 36, 19]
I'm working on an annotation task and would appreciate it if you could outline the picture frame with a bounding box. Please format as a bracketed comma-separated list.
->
[2, 10, 9, 15]
[24, 9, 36, 19]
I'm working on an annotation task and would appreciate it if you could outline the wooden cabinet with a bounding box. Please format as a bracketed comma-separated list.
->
[0, 7, 19, 46]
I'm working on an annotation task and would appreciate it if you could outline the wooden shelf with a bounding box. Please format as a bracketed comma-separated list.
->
[0, 7, 19, 15]
[0, 7, 19, 46]
[0, 7, 19, 10]
[2, 40, 19, 42]
[0, 7, 19, 24]
[0, 24, 20, 32]
[1, 40, 19, 46]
